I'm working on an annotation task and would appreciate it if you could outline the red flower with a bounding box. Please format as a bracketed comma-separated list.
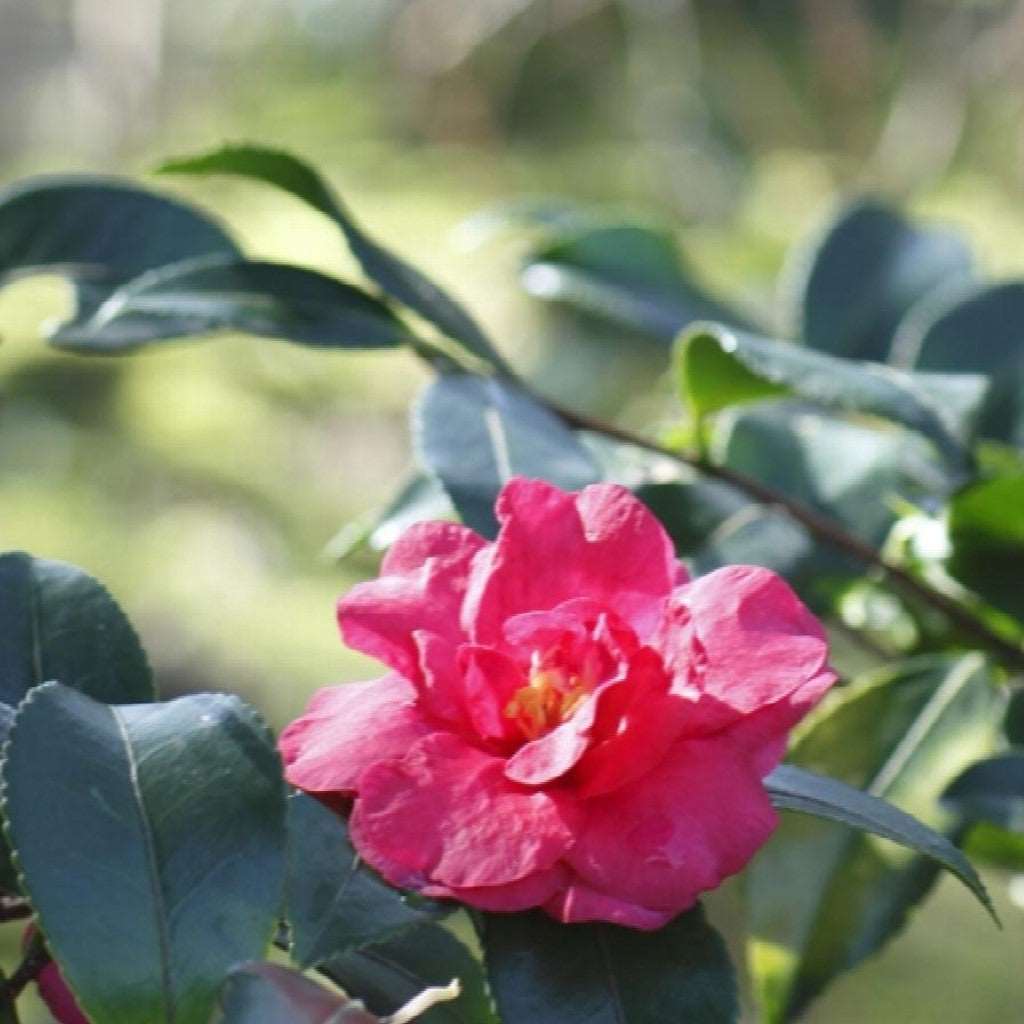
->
[281, 479, 835, 929]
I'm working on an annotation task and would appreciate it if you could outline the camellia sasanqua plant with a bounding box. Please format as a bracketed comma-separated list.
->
[0, 145, 1021, 1024]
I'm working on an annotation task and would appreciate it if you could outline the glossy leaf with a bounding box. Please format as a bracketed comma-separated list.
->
[0, 552, 154, 707]
[53, 256, 412, 353]
[676, 324, 985, 471]
[750, 653, 1004, 1022]
[764, 765, 992, 912]
[713, 404, 938, 546]
[413, 373, 600, 537]
[946, 473, 1024, 620]
[287, 794, 440, 968]
[522, 223, 747, 342]
[0, 176, 238, 328]
[892, 280, 1024, 445]
[785, 199, 973, 361]
[3, 683, 288, 1024]
[482, 906, 737, 1024]
[159, 145, 505, 370]
[220, 963, 371, 1024]
[322, 923, 495, 1024]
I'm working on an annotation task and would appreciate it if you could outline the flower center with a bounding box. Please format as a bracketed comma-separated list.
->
[504, 650, 595, 741]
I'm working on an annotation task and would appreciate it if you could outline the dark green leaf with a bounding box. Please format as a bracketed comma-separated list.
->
[220, 963, 356, 1024]
[785, 199, 973, 361]
[943, 753, 1024, 832]
[158, 145, 505, 370]
[3, 683, 287, 1024]
[322, 923, 496, 1024]
[893, 280, 1024, 445]
[946, 473, 1024, 620]
[750, 653, 1004, 1022]
[0, 552, 154, 706]
[522, 223, 747, 342]
[633, 478, 746, 556]
[287, 794, 440, 968]
[1007, 689, 1024, 746]
[483, 906, 737, 1024]
[413, 373, 600, 537]
[675, 324, 985, 471]
[0, 176, 239, 329]
[51, 255, 412, 353]
[765, 764, 992, 912]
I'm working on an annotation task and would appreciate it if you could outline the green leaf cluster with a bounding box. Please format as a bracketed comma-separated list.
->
[1, 148, 1020, 1024]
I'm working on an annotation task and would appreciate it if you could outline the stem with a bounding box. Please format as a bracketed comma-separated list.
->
[0, 970, 18, 1024]
[1, 933, 48, 1004]
[546, 398, 1024, 676]
[0, 899, 30, 924]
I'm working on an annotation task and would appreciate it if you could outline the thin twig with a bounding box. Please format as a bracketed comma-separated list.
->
[0, 899, 30, 924]
[546, 397, 1024, 676]
[2, 933, 48, 1002]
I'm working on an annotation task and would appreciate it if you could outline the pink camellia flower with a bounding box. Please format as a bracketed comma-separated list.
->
[281, 478, 836, 930]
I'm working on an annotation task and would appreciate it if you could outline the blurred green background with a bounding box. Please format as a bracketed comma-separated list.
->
[2, 1, 1024, 1020]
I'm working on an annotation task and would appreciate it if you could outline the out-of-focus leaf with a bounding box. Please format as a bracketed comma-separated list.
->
[0, 176, 239, 329]
[220, 963, 358, 1024]
[1007, 689, 1024, 746]
[784, 199, 973, 361]
[961, 821, 1024, 871]
[322, 923, 495, 1024]
[633, 478, 747, 556]
[713, 404, 944, 545]
[943, 753, 1024, 832]
[413, 373, 600, 537]
[0, 552, 154, 707]
[286, 794, 442, 968]
[159, 145, 506, 370]
[324, 475, 454, 562]
[52, 256, 412, 353]
[3, 683, 287, 1024]
[482, 906, 738, 1024]
[750, 653, 1005, 1023]
[676, 324, 986, 471]
[522, 223, 747, 341]
[893, 280, 1024, 445]
[944, 753, 1024, 871]
[946, 473, 1024, 620]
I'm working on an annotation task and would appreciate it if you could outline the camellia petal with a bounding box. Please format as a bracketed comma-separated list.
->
[657, 565, 830, 734]
[464, 479, 680, 645]
[424, 863, 573, 913]
[339, 521, 485, 682]
[566, 735, 778, 920]
[280, 675, 438, 796]
[351, 733, 581, 890]
[544, 879, 674, 931]
[574, 648, 689, 798]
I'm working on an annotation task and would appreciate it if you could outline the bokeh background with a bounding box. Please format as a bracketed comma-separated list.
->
[2, 1, 1024, 1020]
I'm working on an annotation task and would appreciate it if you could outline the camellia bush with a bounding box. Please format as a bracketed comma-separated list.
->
[0, 145, 1022, 1024]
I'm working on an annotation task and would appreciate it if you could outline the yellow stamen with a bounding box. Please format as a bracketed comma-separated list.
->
[504, 655, 592, 740]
